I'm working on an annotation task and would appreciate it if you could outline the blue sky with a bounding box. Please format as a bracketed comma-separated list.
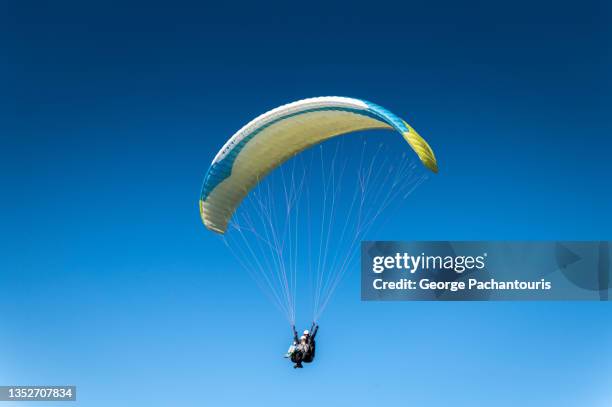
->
[1, 1, 611, 406]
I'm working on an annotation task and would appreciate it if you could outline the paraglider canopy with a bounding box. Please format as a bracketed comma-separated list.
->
[199, 96, 438, 324]
[199, 96, 437, 234]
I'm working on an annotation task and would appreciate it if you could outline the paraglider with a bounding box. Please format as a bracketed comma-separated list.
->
[199, 96, 438, 368]
[285, 323, 319, 368]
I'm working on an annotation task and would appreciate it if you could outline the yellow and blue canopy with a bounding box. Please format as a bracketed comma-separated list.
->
[200, 96, 437, 233]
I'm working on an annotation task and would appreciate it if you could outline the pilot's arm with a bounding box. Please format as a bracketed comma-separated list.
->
[292, 325, 299, 343]
[311, 324, 319, 339]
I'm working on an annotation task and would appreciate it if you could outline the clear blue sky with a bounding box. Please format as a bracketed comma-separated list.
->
[1, 1, 611, 406]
